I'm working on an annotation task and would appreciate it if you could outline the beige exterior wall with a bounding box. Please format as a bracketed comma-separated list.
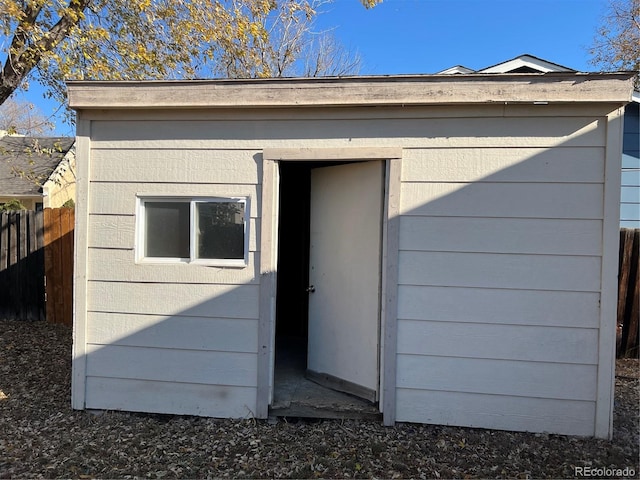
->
[80, 129, 260, 418]
[394, 114, 609, 436]
[42, 153, 76, 208]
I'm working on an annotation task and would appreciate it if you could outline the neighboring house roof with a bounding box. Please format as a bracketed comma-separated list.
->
[436, 65, 475, 75]
[0, 135, 75, 196]
[478, 54, 575, 73]
[438, 53, 576, 74]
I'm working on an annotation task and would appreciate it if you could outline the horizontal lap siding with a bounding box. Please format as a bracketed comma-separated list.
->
[400, 182, 603, 218]
[395, 117, 606, 436]
[397, 321, 598, 364]
[400, 217, 602, 255]
[86, 345, 256, 386]
[399, 251, 601, 291]
[397, 286, 600, 327]
[90, 149, 260, 184]
[86, 377, 256, 418]
[85, 130, 261, 417]
[90, 116, 604, 149]
[621, 153, 640, 228]
[87, 282, 259, 318]
[87, 313, 258, 352]
[396, 356, 597, 401]
[396, 390, 596, 437]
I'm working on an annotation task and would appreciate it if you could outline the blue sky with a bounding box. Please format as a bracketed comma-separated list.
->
[314, 0, 607, 74]
[18, 0, 609, 135]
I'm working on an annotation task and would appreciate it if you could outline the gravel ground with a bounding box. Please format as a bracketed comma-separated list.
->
[0, 319, 638, 479]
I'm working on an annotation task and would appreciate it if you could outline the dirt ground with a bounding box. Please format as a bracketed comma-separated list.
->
[0, 319, 638, 479]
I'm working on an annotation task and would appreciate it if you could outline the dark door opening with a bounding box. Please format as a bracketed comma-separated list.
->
[274, 162, 311, 371]
[271, 161, 382, 419]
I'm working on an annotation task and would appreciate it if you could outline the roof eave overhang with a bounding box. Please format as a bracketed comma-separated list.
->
[67, 72, 637, 110]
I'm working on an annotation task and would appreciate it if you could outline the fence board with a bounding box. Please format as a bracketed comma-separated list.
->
[18, 213, 27, 319]
[617, 228, 639, 358]
[62, 209, 74, 326]
[0, 213, 8, 306]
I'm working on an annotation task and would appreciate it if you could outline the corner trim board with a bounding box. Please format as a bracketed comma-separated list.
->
[71, 114, 91, 410]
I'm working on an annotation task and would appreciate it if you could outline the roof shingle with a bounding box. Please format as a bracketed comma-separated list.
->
[0, 136, 74, 196]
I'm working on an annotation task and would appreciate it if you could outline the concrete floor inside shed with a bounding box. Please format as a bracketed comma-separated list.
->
[270, 340, 381, 420]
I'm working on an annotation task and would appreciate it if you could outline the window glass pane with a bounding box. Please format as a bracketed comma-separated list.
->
[145, 202, 190, 258]
[196, 202, 245, 260]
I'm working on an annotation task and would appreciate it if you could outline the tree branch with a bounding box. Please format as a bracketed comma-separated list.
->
[0, 0, 91, 104]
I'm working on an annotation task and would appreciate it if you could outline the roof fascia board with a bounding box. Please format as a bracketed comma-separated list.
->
[67, 73, 636, 110]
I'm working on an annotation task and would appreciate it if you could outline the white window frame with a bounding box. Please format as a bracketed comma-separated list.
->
[136, 196, 250, 267]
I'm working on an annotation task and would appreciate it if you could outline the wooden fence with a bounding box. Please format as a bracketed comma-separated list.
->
[617, 228, 639, 358]
[0, 208, 74, 324]
[0, 210, 45, 320]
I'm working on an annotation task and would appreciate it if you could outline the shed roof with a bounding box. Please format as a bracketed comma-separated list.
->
[0, 135, 75, 196]
[67, 72, 635, 110]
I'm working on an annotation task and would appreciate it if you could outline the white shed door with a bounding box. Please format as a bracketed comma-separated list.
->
[307, 161, 383, 402]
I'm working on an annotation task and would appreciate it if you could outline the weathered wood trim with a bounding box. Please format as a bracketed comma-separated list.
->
[67, 73, 635, 110]
[383, 158, 401, 426]
[257, 158, 278, 418]
[263, 147, 402, 162]
[71, 114, 91, 410]
[595, 108, 625, 439]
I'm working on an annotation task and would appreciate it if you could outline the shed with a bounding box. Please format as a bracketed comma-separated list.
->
[68, 72, 635, 438]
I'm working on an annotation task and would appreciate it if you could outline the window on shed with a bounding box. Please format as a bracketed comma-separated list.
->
[195, 201, 246, 260]
[145, 201, 190, 258]
[138, 197, 249, 266]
